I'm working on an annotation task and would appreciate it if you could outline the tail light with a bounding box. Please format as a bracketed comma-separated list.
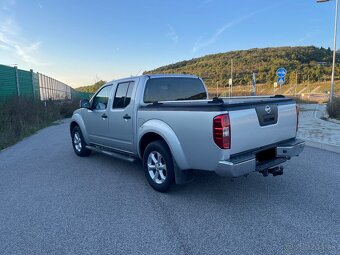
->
[213, 114, 231, 149]
[296, 104, 300, 132]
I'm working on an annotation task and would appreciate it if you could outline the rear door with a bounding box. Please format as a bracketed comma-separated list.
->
[108, 80, 137, 153]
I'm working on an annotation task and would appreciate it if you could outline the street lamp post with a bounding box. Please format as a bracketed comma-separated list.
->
[317, 0, 338, 104]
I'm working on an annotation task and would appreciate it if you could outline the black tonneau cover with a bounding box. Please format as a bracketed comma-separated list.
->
[140, 96, 294, 112]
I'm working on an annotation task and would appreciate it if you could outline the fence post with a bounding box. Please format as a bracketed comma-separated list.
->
[30, 69, 35, 100]
[14, 66, 20, 96]
[37, 72, 42, 100]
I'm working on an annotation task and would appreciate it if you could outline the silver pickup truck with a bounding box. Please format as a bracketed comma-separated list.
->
[70, 74, 304, 192]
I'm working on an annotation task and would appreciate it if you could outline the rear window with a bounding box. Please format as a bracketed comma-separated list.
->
[112, 81, 135, 109]
[143, 77, 207, 103]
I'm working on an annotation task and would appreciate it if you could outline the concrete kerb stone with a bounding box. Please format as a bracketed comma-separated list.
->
[305, 140, 340, 154]
[299, 104, 340, 154]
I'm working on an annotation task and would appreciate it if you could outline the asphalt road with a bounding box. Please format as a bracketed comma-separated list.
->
[0, 120, 339, 255]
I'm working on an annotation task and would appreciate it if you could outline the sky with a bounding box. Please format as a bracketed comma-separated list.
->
[0, 0, 338, 87]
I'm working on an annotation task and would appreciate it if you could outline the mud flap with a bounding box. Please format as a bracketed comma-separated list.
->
[174, 160, 193, 184]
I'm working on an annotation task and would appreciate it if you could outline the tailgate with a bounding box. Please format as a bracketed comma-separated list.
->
[228, 102, 297, 155]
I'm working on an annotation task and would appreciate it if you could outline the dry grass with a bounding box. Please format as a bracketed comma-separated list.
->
[0, 97, 79, 150]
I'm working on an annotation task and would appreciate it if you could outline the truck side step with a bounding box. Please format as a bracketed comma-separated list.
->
[86, 146, 136, 163]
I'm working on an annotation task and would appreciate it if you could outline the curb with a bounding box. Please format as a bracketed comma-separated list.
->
[321, 115, 340, 124]
[304, 140, 340, 154]
[299, 104, 340, 154]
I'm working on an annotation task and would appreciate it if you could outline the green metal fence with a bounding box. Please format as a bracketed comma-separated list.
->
[0, 64, 91, 102]
[0, 64, 18, 100]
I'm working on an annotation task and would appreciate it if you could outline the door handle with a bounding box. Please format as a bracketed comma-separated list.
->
[102, 113, 108, 119]
[123, 114, 131, 120]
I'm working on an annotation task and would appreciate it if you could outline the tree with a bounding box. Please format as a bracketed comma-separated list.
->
[77, 80, 107, 93]
[145, 46, 339, 87]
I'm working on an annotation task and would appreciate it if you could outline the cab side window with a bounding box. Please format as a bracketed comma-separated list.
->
[92, 85, 112, 110]
[112, 81, 135, 109]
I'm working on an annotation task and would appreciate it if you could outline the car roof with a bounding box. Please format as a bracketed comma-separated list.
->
[106, 73, 199, 84]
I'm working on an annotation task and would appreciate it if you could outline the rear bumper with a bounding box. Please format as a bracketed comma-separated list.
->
[215, 138, 305, 177]
[276, 139, 305, 158]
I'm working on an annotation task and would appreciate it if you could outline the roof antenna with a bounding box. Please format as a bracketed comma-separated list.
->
[135, 68, 143, 76]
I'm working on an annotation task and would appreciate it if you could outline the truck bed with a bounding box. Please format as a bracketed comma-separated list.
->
[139, 95, 297, 161]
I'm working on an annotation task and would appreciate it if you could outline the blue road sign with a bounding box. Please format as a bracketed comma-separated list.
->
[278, 77, 285, 85]
[276, 67, 287, 77]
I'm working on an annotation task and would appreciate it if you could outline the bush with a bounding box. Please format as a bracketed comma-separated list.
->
[327, 97, 340, 120]
[58, 100, 80, 118]
[0, 97, 79, 150]
[290, 97, 319, 104]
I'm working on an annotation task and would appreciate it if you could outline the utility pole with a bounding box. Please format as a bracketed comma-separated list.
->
[330, 0, 338, 104]
[295, 72, 298, 96]
[308, 75, 310, 94]
[317, 0, 338, 104]
[216, 81, 219, 97]
[251, 73, 256, 96]
[230, 59, 233, 97]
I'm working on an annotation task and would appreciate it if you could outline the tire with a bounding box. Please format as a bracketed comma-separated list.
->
[71, 126, 92, 157]
[143, 140, 175, 192]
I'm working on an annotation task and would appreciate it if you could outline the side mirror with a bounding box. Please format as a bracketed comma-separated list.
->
[80, 99, 91, 109]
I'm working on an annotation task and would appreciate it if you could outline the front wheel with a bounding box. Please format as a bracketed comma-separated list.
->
[143, 141, 175, 192]
[72, 126, 92, 157]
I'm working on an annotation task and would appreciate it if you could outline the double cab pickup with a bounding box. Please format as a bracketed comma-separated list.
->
[70, 74, 305, 192]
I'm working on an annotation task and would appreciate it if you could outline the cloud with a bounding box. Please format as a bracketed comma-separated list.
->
[290, 27, 321, 46]
[0, 43, 10, 50]
[0, 16, 18, 32]
[165, 25, 179, 44]
[0, 17, 45, 65]
[291, 34, 312, 45]
[198, 0, 214, 9]
[14, 42, 42, 64]
[1, 0, 15, 11]
[192, 7, 273, 53]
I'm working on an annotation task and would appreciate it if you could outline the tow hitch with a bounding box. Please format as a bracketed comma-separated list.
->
[260, 166, 284, 177]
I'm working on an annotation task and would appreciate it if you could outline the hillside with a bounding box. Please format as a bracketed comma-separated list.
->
[77, 80, 106, 93]
[145, 46, 340, 87]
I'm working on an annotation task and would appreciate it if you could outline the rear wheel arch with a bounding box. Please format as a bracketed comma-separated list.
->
[138, 120, 190, 170]
[139, 132, 168, 158]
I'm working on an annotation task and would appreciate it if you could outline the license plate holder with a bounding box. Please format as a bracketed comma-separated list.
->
[256, 147, 277, 164]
